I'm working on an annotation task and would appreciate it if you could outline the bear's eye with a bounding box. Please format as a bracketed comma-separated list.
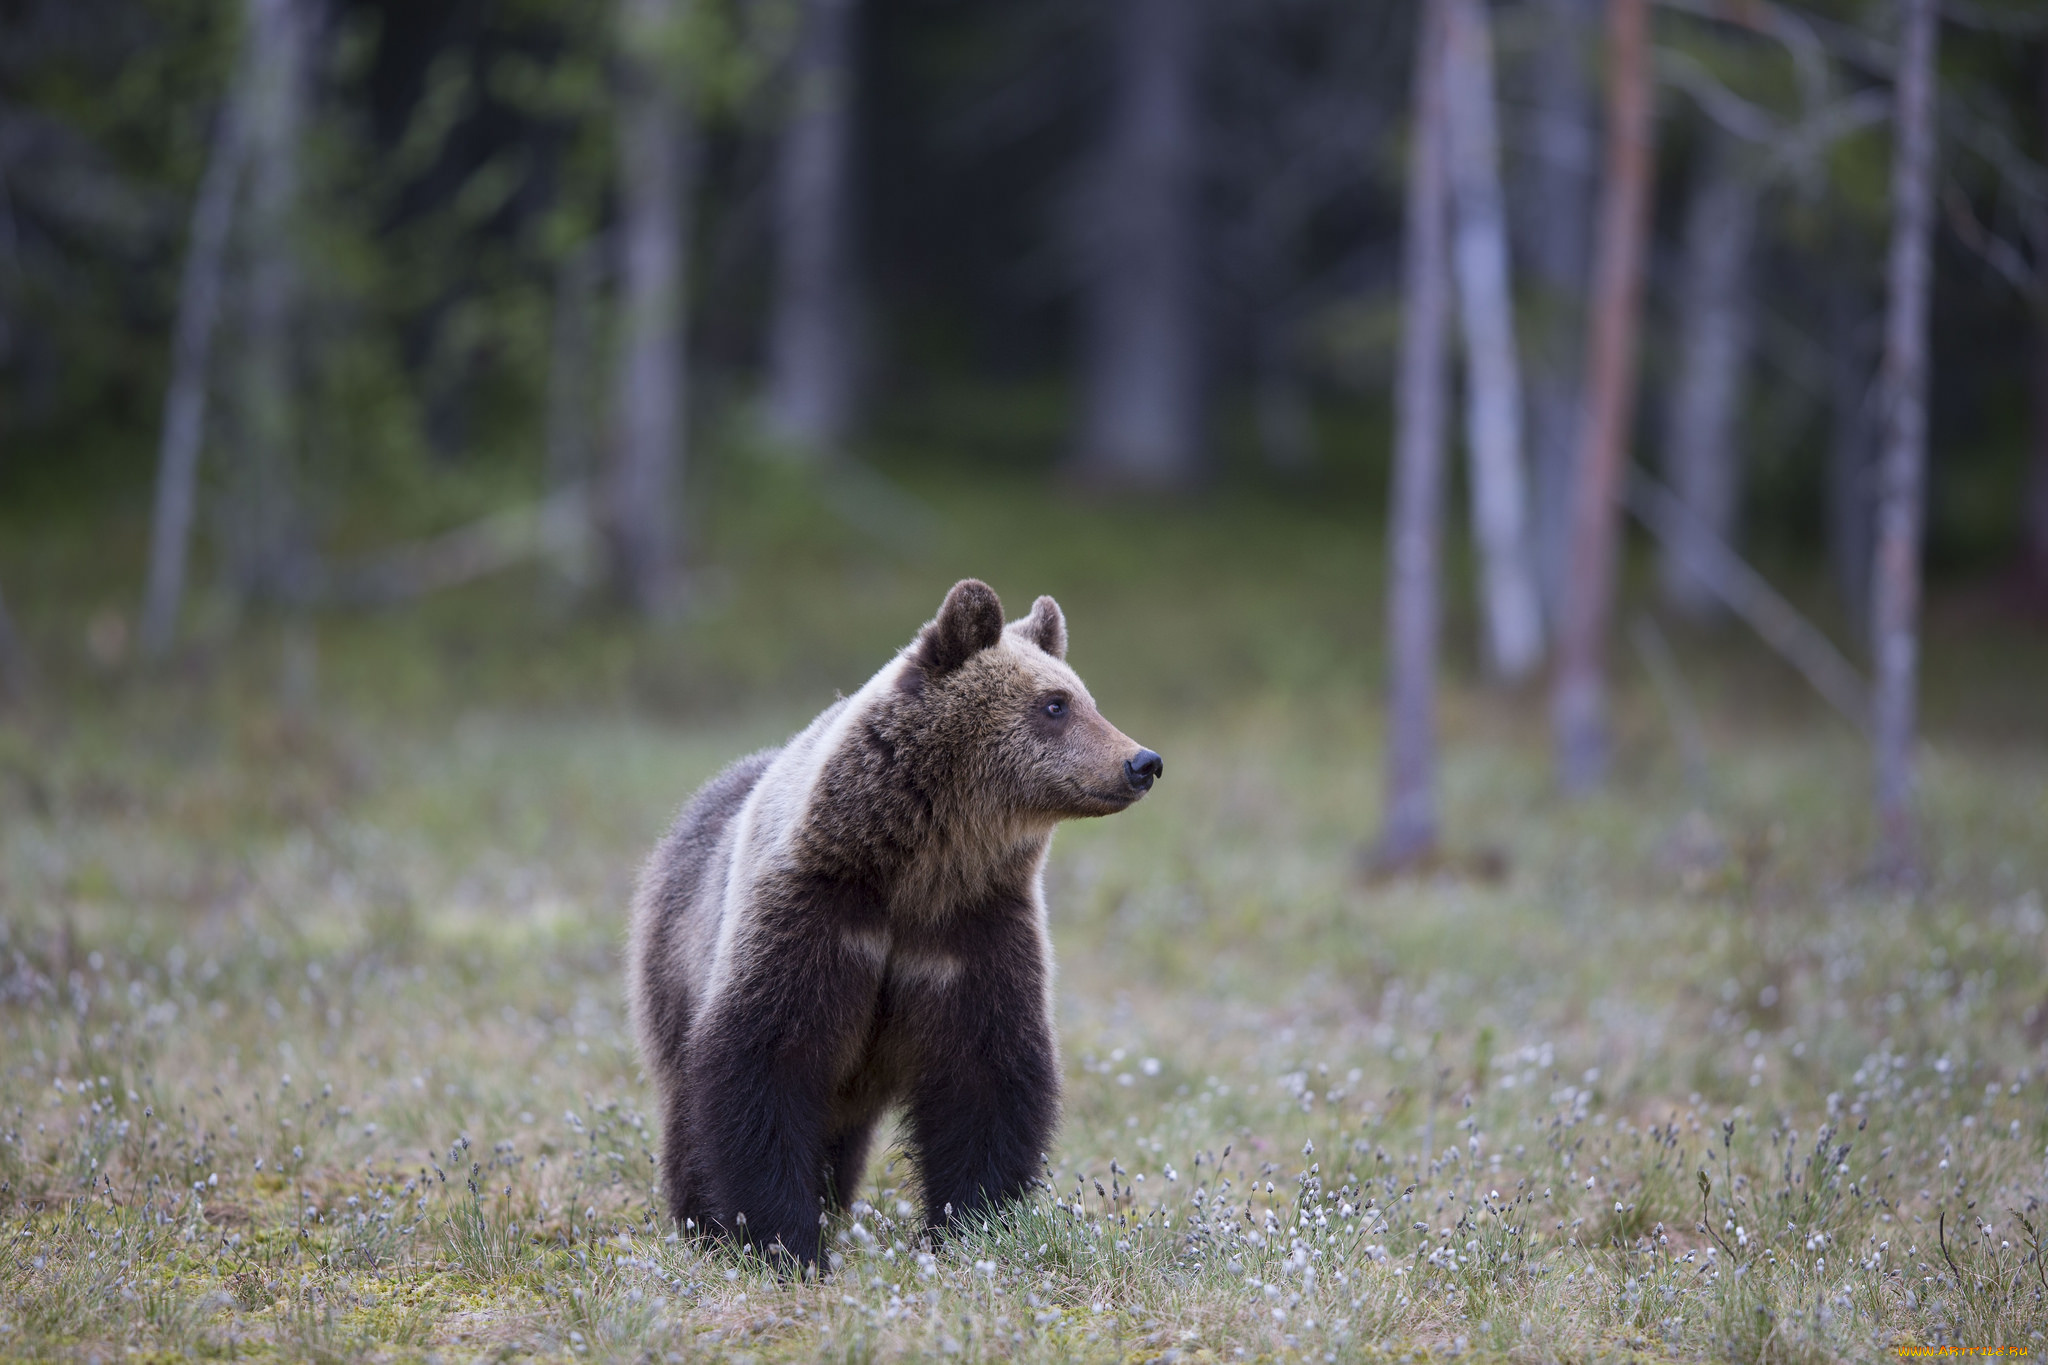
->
[1042, 697, 1067, 720]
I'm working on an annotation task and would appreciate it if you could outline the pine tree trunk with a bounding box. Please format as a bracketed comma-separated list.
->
[228, 0, 313, 602]
[608, 0, 695, 613]
[1870, 0, 1940, 882]
[1072, 0, 1200, 491]
[1444, 0, 1543, 681]
[1551, 0, 1653, 794]
[766, 0, 858, 458]
[141, 93, 244, 656]
[1659, 137, 1756, 620]
[1377, 0, 1453, 870]
[1827, 254, 1877, 637]
[1517, 0, 1600, 623]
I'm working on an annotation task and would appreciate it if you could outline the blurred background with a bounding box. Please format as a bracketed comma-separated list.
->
[2, 0, 2046, 890]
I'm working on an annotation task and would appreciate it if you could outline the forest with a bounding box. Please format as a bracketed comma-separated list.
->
[1, 0, 2046, 1359]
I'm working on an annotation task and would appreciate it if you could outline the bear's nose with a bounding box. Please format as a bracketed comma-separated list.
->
[1124, 749, 1164, 792]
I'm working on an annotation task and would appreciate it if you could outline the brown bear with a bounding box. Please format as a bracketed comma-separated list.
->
[626, 579, 1162, 1267]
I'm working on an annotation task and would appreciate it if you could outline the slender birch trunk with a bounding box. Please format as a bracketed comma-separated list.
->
[1551, 0, 1653, 794]
[766, 0, 858, 458]
[1443, 0, 1543, 680]
[1828, 256, 1877, 636]
[1519, 0, 1600, 622]
[1376, 0, 1453, 870]
[229, 0, 313, 601]
[1870, 0, 1940, 881]
[1659, 137, 1757, 620]
[608, 0, 695, 613]
[141, 94, 244, 656]
[1072, 0, 1200, 490]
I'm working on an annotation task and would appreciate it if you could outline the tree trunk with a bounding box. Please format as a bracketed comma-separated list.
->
[765, 0, 859, 459]
[141, 93, 244, 657]
[1659, 135, 1756, 620]
[0, 575, 27, 702]
[1072, 0, 1200, 491]
[1870, 0, 1940, 882]
[1444, 0, 1543, 681]
[1827, 254, 1877, 637]
[608, 0, 696, 614]
[1551, 0, 1653, 794]
[1517, 0, 1600, 623]
[227, 0, 314, 603]
[2029, 312, 2048, 595]
[1376, 0, 1453, 871]
[2027, 45, 2048, 598]
[547, 242, 601, 495]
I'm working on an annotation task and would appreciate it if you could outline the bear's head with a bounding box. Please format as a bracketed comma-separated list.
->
[895, 579, 1162, 822]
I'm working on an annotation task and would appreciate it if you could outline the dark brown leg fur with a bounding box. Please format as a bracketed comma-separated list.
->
[902, 892, 1058, 1235]
[683, 874, 888, 1268]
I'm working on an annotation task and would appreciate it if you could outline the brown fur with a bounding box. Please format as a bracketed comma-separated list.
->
[625, 580, 1160, 1268]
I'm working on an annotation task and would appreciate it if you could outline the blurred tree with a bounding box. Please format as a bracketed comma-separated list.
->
[1377, 0, 1452, 870]
[1828, 236, 1879, 636]
[1203, 0, 1407, 475]
[546, 243, 602, 499]
[141, 84, 243, 657]
[1552, 0, 1652, 794]
[1071, 0, 1202, 490]
[223, 0, 318, 603]
[608, 0, 697, 613]
[0, 0, 187, 450]
[2034, 316, 2048, 593]
[765, 0, 859, 459]
[2029, 42, 2048, 598]
[0, 575, 27, 701]
[1444, 0, 1544, 681]
[1871, 0, 1939, 881]
[1511, 0, 1600, 621]
[1658, 130, 1756, 620]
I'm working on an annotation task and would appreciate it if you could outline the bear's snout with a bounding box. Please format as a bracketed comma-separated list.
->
[1124, 749, 1164, 793]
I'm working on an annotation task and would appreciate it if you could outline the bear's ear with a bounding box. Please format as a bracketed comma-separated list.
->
[1016, 595, 1067, 659]
[910, 579, 1005, 678]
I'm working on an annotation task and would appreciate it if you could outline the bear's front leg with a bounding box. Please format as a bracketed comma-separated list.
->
[685, 879, 886, 1268]
[902, 896, 1059, 1235]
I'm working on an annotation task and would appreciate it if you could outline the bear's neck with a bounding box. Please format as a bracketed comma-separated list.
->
[890, 819, 1051, 920]
[798, 788, 1051, 919]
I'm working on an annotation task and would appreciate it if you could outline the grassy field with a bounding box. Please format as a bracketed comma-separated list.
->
[2, 474, 2047, 1361]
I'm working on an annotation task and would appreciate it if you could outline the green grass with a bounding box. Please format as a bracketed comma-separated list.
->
[2, 468, 2047, 1360]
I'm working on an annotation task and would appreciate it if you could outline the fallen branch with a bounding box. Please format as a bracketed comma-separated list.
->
[1624, 468, 1870, 732]
[316, 485, 596, 606]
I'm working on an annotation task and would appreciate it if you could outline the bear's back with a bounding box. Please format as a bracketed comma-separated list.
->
[627, 747, 779, 1080]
